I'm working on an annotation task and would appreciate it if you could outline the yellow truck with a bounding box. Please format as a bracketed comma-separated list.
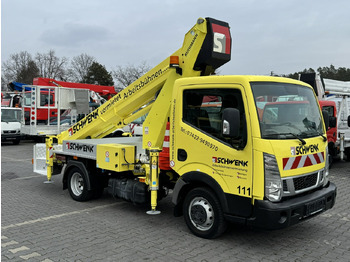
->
[34, 17, 336, 239]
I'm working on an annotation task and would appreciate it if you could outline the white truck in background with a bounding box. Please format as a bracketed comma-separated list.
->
[300, 73, 350, 160]
[323, 78, 350, 160]
[1, 107, 22, 145]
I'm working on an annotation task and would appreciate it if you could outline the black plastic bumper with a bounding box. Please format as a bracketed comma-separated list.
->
[1, 134, 21, 142]
[246, 182, 337, 230]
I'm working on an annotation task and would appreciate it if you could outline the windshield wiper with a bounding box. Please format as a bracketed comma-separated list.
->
[285, 133, 306, 145]
[265, 132, 306, 145]
[305, 131, 327, 142]
[319, 133, 327, 142]
[300, 130, 327, 142]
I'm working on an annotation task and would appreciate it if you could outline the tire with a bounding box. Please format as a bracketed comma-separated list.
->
[183, 187, 227, 239]
[67, 167, 94, 202]
[328, 154, 333, 168]
[12, 139, 20, 145]
[114, 130, 124, 137]
[345, 148, 350, 162]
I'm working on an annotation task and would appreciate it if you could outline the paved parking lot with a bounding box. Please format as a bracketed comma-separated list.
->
[2, 140, 350, 262]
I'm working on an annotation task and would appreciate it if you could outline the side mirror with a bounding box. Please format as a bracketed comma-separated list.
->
[322, 110, 329, 130]
[222, 108, 240, 138]
[329, 116, 337, 128]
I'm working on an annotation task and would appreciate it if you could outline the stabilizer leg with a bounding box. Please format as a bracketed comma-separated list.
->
[147, 150, 161, 215]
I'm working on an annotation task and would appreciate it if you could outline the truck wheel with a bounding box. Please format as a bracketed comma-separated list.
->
[67, 167, 93, 201]
[183, 187, 227, 239]
[345, 148, 350, 162]
[12, 139, 20, 145]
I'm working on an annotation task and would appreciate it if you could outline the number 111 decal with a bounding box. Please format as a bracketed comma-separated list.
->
[237, 186, 251, 196]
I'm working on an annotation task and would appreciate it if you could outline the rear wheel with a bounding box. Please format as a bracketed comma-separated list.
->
[67, 167, 94, 201]
[183, 187, 227, 239]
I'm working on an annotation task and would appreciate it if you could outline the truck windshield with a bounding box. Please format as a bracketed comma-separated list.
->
[1, 109, 22, 122]
[251, 82, 323, 140]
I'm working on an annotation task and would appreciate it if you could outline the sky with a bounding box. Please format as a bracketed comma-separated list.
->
[1, 0, 350, 78]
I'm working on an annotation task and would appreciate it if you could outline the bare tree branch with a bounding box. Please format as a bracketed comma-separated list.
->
[68, 53, 95, 82]
[35, 50, 68, 80]
[1, 51, 38, 89]
[112, 61, 151, 88]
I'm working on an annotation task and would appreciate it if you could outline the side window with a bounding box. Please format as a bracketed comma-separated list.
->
[322, 106, 334, 117]
[183, 89, 247, 148]
[40, 94, 54, 106]
[24, 93, 31, 106]
[40, 94, 49, 106]
[183, 92, 217, 132]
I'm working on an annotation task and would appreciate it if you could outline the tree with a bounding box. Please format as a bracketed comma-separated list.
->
[17, 60, 40, 84]
[68, 53, 95, 82]
[35, 50, 68, 80]
[285, 68, 315, 80]
[285, 65, 350, 81]
[83, 62, 114, 86]
[1, 76, 6, 91]
[112, 62, 151, 88]
[317, 65, 350, 81]
[1, 51, 38, 89]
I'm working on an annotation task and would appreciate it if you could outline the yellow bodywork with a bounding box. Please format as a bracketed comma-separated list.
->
[170, 75, 328, 203]
[96, 144, 135, 172]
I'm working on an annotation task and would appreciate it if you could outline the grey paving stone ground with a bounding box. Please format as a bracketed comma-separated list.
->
[1, 140, 350, 261]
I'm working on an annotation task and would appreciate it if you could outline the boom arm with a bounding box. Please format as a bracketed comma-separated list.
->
[54, 17, 231, 145]
[45, 17, 231, 214]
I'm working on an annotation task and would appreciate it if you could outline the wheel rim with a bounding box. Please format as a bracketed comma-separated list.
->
[70, 172, 84, 196]
[188, 196, 214, 231]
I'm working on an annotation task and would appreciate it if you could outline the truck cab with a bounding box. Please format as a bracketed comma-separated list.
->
[170, 76, 335, 236]
[1, 107, 22, 144]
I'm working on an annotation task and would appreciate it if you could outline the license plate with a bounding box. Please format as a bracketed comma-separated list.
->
[304, 199, 325, 217]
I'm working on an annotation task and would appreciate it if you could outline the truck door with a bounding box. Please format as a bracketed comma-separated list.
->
[322, 103, 337, 143]
[171, 84, 253, 216]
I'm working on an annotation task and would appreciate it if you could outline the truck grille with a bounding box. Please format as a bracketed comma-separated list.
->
[282, 170, 323, 197]
[3, 130, 17, 134]
[293, 173, 318, 191]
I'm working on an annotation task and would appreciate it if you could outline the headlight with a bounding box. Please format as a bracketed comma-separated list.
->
[264, 153, 282, 202]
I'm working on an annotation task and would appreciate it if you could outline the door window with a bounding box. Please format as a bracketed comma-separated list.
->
[183, 89, 247, 148]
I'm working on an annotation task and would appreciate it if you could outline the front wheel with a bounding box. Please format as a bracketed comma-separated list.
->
[345, 148, 350, 162]
[67, 167, 93, 201]
[183, 187, 227, 239]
